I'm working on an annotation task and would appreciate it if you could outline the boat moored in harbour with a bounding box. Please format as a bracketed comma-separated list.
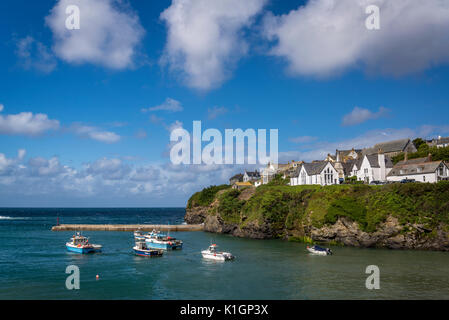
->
[66, 232, 102, 254]
[201, 244, 234, 261]
[145, 229, 183, 250]
[133, 241, 164, 257]
[306, 245, 332, 256]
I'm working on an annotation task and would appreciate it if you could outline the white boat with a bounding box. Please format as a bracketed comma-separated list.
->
[134, 230, 145, 241]
[201, 244, 234, 261]
[306, 245, 332, 256]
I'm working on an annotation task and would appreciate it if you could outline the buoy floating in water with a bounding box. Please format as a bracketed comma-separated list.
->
[96, 274, 99, 280]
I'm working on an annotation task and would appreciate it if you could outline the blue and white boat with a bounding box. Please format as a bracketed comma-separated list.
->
[134, 229, 146, 241]
[66, 232, 102, 254]
[145, 229, 183, 250]
[133, 241, 164, 257]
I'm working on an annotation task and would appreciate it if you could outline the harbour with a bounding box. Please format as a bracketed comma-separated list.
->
[51, 223, 204, 232]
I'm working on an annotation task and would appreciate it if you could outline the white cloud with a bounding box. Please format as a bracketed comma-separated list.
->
[264, 0, 449, 77]
[45, 0, 145, 69]
[71, 123, 120, 143]
[0, 104, 4, 112]
[16, 36, 57, 73]
[342, 106, 390, 126]
[0, 110, 60, 136]
[208, 106, 228, 120]
[142, 98, 183, 113]
[160, 0, 267, 90]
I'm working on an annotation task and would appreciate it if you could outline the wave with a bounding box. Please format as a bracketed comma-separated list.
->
[0, 216, 30, 220]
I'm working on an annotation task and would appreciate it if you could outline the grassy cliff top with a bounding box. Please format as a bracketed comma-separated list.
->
[187, 182, 449, 234]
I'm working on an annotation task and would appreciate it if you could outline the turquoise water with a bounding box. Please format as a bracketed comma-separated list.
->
[0, 208, 448, 300]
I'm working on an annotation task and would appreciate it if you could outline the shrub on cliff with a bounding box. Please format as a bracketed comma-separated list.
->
[187, 184, 230, 209]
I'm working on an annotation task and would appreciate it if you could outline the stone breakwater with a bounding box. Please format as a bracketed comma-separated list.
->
[51, 224, 204, 232]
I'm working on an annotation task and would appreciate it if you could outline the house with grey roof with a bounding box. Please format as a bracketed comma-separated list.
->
[229, 173, 243, 185]
[243, 170, 260, 183]
[290, 161, 339, 186]
[350, 152, 393, 183]
[362, 138, 417, 157]
[427, 136, 449, 148]
[387, 155, 449, 183]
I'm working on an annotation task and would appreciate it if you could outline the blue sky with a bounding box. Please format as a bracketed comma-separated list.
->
[1, 0, 449, 207]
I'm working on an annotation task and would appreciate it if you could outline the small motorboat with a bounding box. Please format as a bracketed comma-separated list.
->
[307, 245, 332, 256]
[133, 241, 164, 257]
[66, 232, 102, 254]
[201, 244, 234, 261]
[145, 229, 183, 250]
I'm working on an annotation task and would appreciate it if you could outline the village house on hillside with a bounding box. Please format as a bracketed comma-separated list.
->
[243, 170, 260, 183]
[261, 161, 301, 184]
[290, 161, 339, 186]
[362, 138, 417, 157]
[229, 173, 243, 185]
[427, 136, 449, 148]
[387, 154, 449, 183]
[326, 148, 362, 182]
[350, 151, 393, 183]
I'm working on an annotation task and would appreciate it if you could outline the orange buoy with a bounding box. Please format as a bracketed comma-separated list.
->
[96, 274, 99, 280]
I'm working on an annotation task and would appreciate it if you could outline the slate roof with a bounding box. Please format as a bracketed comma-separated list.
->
[303, 161, 332, 175]
[388, 157, 446, 177]
[341, 160, 356, 175]
[363, 139, 411, 155]
[245, 170, 260, 178]
[365, 155, 394, 168]
[230, 173, 243, 181]
[289, 165, 302, 178]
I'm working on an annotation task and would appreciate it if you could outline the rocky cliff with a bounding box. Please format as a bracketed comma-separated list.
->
[185, 183, 449, 251]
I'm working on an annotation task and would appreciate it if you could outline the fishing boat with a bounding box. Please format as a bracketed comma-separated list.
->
[66, 232, 102, 254]
[145, 229, 183, 250]
[133, 241, 164, 257]
[201, 244, 234, 261]
[306, 245, 332, 256]
[134, 229, 146, 241]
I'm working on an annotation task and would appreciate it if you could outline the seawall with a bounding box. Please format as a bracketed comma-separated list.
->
[51, 224, 204, 232]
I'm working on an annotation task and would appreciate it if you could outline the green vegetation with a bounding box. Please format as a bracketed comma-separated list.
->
[187, 184, 230, 209]
[188, 182, 449, 236]
[392, 144, 449, 164]
[266, 173, 289, 186]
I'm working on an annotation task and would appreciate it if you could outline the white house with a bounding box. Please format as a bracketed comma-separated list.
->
[350, 153, 393, 183]
[290, 161, 339, 186]
[387, 156, 449, 183]
[243, 170, 260, 183]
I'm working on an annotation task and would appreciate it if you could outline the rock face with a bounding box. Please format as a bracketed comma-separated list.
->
[310, 216, 449, 251]
[185, 184, 449, 251]
[186, 206, 449, 251]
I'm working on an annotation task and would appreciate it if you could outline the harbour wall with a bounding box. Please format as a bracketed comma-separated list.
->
[51, 224, 204, 232]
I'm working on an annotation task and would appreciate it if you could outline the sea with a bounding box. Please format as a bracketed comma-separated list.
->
[0, 208, 448, 300]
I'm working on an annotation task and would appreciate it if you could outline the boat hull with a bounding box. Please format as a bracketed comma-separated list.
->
[201, 251, 234, 261]
[66, 243, 101, 254]
[306, 247, 330, 256]
[133, 248, 163, 257]
[145, 239, 183, 250]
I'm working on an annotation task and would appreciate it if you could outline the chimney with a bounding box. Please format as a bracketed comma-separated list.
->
[404, 151, 408, 162]
[427, 153, 432, 162]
